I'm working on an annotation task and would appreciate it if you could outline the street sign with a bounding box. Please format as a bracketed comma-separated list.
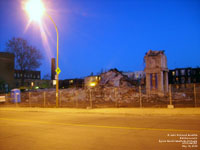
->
[55, 67, 61, 74]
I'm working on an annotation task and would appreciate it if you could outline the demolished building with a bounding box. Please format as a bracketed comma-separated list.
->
[99, 68, 133, 87]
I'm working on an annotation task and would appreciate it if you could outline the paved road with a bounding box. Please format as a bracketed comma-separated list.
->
[0, 110, 199, 150]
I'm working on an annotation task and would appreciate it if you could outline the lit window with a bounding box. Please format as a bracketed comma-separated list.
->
[181, 70, 185, 75]
[90, 82, 96, 87]
[172, 71, 175, 76]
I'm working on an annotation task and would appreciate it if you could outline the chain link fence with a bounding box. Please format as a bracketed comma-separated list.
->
[0, 83, 200, 108]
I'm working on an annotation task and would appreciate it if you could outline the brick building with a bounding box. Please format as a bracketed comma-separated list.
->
[169, 68, 200, 84]
[14, 70, 41, 87]
[0, 52, 15, 92]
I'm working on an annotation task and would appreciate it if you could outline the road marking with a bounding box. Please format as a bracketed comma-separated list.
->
[0, 117, 200, 133]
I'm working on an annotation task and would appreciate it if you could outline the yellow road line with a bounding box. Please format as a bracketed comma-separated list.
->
[0, 117, 199, 133]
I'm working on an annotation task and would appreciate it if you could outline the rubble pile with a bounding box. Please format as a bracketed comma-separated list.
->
[99, 68, 132, 87]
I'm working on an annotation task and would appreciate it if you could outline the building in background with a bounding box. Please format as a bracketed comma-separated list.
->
[123, 71, 146, 85]
[84, 75, 101, 87]
[0, 52, 15, 92]
[169, 68, 200, 85]
[14, 70, 41, 80]
[59, 79, 84, 88]
[14, 70, 41, 88]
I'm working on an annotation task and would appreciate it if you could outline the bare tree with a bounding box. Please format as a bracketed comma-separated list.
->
[42, 74, 51, 80]
[6, 37, 42, 85]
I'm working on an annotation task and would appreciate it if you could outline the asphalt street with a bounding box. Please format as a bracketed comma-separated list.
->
[0, 109, 199, 150]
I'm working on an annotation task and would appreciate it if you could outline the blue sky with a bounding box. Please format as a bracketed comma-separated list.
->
[0, 0, 199, 79]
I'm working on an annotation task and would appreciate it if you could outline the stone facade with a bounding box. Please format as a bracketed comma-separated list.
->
[144, 50, 168, 96]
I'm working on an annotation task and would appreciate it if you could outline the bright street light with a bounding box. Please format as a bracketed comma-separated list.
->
[24, 0, 60, 107]
[25, 0, 45, 22]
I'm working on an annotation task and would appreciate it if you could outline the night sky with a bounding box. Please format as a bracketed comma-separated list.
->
[0, 0, 199, 79]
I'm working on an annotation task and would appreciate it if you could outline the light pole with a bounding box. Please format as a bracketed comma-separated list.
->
[48, 14, 59, 108]
[25, 0, 60, 107]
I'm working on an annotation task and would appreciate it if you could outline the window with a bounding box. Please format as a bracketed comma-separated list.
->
[192, 70, 196, 75]
[176, 77, 179, 83]
[176, 70, 179, 76]
[188, 70, 191, 76]
[187, 77, 191, 83]
[172, 71, 175, 76]
[181, 77, 185, 84]
[181, 70, 185, 75]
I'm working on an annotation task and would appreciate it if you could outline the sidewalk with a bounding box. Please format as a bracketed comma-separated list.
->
[0, 107, 200, 115]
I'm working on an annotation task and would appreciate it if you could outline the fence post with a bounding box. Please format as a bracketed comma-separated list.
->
[43, 92, 46, 107]
[29, 92, 31, 107]
[168, 84, 174, 108]
[15, 93, 18, 107]
[5, 93, 7, 103]
[139, 86, 142, 108]
[59, 91, 62, 107]
[194, 84, 197, 107]
[89, 88, 92, 108]
[169, 84, 172, 105]
[75, 92, 78, 108]
[114, 88, 118, 107]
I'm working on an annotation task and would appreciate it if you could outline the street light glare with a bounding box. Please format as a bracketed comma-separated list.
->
[25, 0, 45, 22]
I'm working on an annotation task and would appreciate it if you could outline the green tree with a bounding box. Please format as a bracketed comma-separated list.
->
[6, 37, 42, 85]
